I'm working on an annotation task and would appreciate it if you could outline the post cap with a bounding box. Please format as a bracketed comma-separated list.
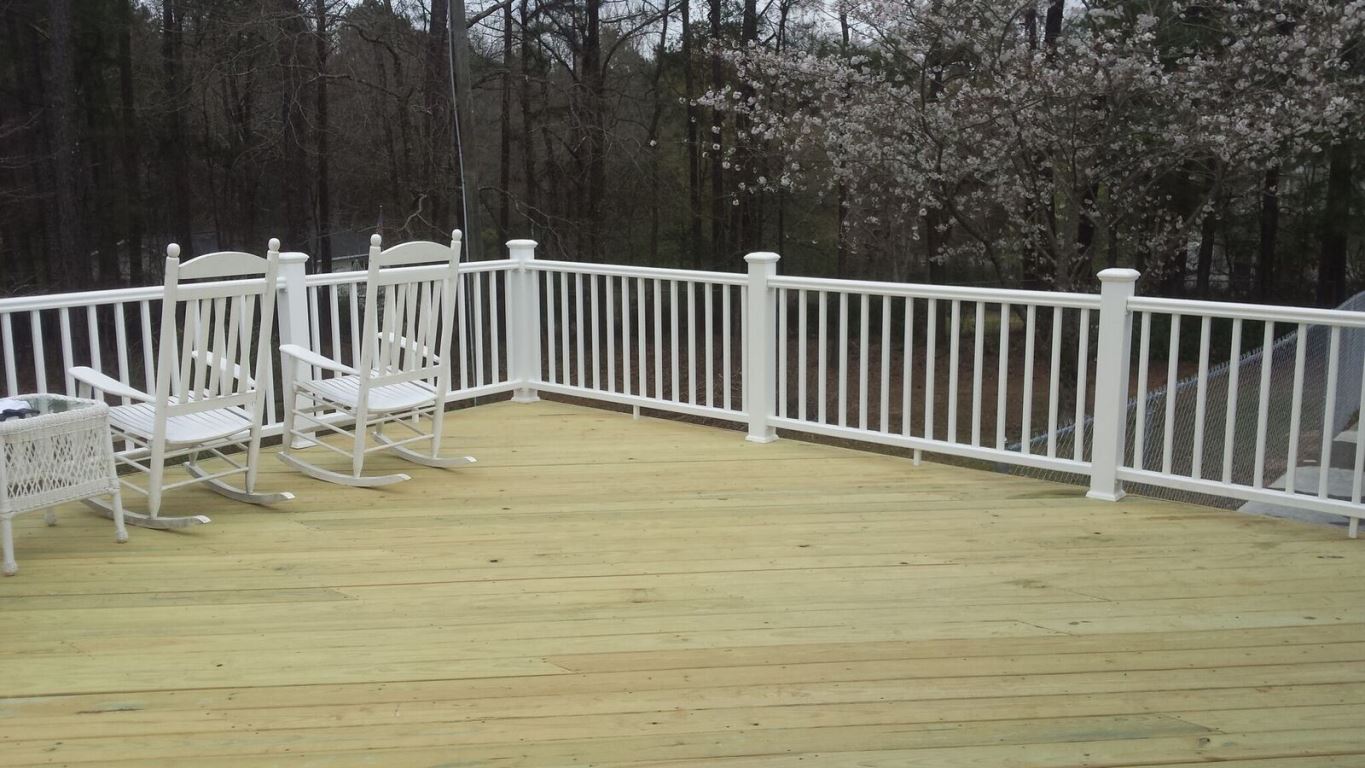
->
[1097, 268, 1140, 283]
[370, 233, 382, 247]
[268, 237, 281, 252]
[506, 239, 538, 248]
[278, 251, 310, 264]
[744, 251, 781, 264]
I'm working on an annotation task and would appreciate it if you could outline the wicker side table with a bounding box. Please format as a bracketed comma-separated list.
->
[0, 394, 127, 576]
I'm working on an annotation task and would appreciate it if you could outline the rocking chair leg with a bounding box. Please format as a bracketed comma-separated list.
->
[244, 422, 264, 494]
[147, 441, 166, 522]
[111, 489, 129, 544]
[2, 516, 15, 576]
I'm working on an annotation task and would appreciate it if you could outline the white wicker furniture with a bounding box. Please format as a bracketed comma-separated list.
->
[0, 394, 127, 576]
[278, 231, 475, 486]
[70, 240, 293, 529]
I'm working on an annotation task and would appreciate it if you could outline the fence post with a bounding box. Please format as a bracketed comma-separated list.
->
[1087, 267, 1140, 501]
[744, 251, 780, 443]
[507, 239, 540, 403]
[276, 251, 313, 448]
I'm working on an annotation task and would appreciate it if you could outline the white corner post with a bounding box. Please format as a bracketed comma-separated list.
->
[744, 252, 780, 444]
[508, 239, 540, 403]
[277, 251, 313, 448]
[1087, 267, 1140, 501]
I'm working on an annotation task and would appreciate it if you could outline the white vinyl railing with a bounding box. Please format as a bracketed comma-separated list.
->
[526, 259, 749, 423]
[1, 245, 1360, 536]
[1115, 295, 1365, 531]
[0, 285, 184, 416]
[765, 274, 1102, 474]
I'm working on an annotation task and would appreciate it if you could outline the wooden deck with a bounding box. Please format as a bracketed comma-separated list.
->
[2, 400, 1364, 767]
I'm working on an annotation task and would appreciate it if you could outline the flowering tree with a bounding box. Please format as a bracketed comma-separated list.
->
[715, 0, 1365, 291]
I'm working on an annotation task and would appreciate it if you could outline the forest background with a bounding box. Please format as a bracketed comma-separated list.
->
[1, 0, 1362, 306]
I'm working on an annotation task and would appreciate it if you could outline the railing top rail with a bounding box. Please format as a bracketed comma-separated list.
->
[0, 283, 163, 313]
[302, 269, 367, 287]
[301, 259, 513, 288]
[1130, 295, 1365, 328]
[531, 260, 746, 286]
[770, 275, 1104, 310]
[458, 258, 515, 274]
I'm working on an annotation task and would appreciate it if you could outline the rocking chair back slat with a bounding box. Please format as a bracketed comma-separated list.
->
[239, 294, 257, 394]
[222, 296, 243, 397]
[206, 297, 227, 396]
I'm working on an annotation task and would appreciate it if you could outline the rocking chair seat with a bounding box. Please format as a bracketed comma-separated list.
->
[300, 374, 437, 413]
[111, 401, 253, 446]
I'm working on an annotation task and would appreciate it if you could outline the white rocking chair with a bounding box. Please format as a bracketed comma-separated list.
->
[70, 240, 294, 529]
[277, 231, 475, 486]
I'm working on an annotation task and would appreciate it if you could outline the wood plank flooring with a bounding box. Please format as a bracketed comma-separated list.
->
[1, 399, 1363, 766]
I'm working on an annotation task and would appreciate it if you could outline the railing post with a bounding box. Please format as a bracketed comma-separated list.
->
[1087, 267, 1140, 501]
[507, 239, 540, 403]
[744, 251, 780, 443]
[277, 251, 313, 447]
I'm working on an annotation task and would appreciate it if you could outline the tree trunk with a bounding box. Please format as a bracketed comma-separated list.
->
[646, 0, 671, 264]
[582, 0, 604, 261]
[450, 0, 482, 260]
[519, 0, 537, 230]
[423, 0, 452, 239]
[708, 0, 724, 266]
[314, 0, 333, 272]
[1044, 0, 1062, 52]
[775, 0, 791, 262]
[162, 0, 193, 258]
[682, 0, 702, 267]
[1258, 166, 1279, 301]
[836, 11, 850, 277]
[1318, 143, 1352, 306]
[1196, 205, 1217, 297]
[48, 0, 86, 284]
[118, 0, 144, 285]
[279, 11, 311, 256]
[735, 0, 759, 253]
[1075, 182, 1097, 285]
[499, 0, 513, 241]
[5, 7, 49, 284]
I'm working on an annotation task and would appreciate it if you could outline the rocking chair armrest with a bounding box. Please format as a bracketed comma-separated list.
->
[379, 332, 440, 364]
[69, 366, 154, 402]
[279, 344, 356, 375]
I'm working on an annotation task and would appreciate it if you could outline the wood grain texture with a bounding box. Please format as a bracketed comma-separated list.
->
[1, 399, 1362, 766]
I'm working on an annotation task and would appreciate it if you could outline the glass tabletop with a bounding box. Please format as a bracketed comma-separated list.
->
[0, 394, 99, 419]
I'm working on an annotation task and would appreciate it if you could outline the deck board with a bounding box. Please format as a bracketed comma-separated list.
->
[1, 399, 1363, 766]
